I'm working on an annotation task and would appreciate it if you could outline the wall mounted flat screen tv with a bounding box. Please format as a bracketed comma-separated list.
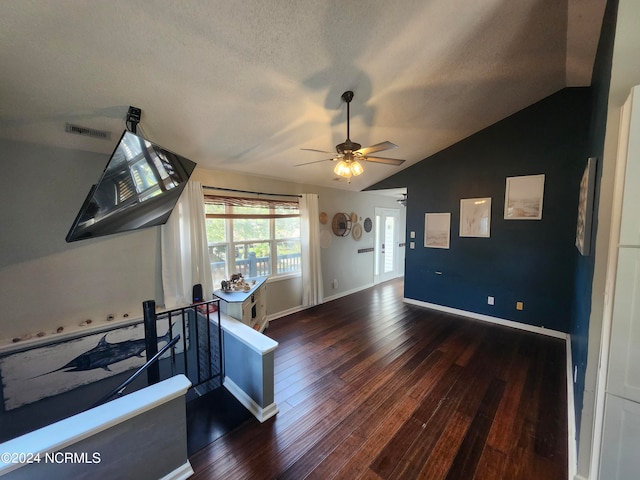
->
[66, 130, 197, 242]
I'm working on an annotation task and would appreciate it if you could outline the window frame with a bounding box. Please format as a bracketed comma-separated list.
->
[204, 195, 301, 282]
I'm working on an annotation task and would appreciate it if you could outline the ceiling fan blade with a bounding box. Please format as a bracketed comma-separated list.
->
[301, 148, 336, 154]
[294, 157, 337, 167]
[363, 156, 406, 166]
[355, 141, 398, 157]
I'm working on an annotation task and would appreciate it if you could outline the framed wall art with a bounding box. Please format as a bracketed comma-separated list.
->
[504, 174, 545, 220]
[424, 213, 451, 249]
[576, 157, 597, 255]
[460, 197, 491, 237]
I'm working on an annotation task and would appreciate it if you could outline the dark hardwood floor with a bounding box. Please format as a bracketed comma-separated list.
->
[189, 278, 567, 479]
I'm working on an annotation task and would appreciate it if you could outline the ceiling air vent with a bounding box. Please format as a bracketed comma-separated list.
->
[65, 123, 111, 140]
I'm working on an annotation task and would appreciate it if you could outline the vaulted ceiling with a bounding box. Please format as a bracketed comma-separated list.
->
[0, 0, 606, 191]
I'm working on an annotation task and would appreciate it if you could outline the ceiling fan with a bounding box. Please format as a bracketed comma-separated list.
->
[296, 91, 406, 182]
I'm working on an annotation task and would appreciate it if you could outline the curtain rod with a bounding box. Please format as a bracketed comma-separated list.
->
[203, 185, 302, 198]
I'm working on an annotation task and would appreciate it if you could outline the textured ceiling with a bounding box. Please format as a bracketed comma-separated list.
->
[0, 0, 606, 191]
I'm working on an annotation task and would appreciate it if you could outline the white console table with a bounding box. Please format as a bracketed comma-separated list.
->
[214, 276, 268, 332]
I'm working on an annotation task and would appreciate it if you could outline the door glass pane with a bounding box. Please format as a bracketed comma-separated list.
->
[375, 215, 381, 276]
[384, 216, 395, 274]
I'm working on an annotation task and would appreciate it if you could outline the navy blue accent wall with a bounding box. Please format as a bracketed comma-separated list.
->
[369, 88, 591, 333]
[570, 0, 618, 439]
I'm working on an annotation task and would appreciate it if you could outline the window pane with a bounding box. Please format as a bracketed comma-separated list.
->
[277, 240, 301, 274]
[233, 218, 269, 241]
[275, 217, 300, 239]
[206, 218, 226, 243]
[209, 244, 228, 287]
[234, 242, 270, 277]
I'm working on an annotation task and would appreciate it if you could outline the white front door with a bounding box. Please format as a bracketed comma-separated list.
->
[374, 208, 400, 284]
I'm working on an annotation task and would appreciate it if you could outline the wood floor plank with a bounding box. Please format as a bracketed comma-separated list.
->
[416, 411, 471, 480]
[444, 377, 506, 480]
[189, 278, 567, 479]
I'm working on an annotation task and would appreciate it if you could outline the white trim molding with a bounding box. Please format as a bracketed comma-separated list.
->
[323, 282, 375, 303]
[403, 298, 567, 339]
[224, 376, 278, 423]
[159, 462, 195, 480]
[267, 305, 310, 322]
[566, 336, 578, 480]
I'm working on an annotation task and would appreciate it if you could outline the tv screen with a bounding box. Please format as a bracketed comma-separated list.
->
[66, 130, 197, 242]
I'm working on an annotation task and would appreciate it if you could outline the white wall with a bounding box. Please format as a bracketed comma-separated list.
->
[0, 139, 404, 347]
[0, 139, 163, 345]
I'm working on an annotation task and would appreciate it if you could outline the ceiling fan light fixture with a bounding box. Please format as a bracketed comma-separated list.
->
[298, 90, 406, 180]
[334, 159, 364, 179]
[334, 160, 352, 177]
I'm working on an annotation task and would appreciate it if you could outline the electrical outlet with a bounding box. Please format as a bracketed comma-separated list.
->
[487, 296, 494, 305]
[516, 301, 524, 311]
[332, 279, 338, 289]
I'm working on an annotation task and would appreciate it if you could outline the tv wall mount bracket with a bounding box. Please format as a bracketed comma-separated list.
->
[126, 106, 142, 134]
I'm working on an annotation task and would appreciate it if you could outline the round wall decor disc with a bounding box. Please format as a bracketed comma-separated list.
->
[352, 223, 363, 241]
[331, 212, 352, 236]
[363, 217, 373, 232]
[350, 212, 358, 223]
[319, 212, 328, 224]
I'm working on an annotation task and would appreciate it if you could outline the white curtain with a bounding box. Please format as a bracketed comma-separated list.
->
[300, 193, 323, 306]
[161, 181, 213, 308]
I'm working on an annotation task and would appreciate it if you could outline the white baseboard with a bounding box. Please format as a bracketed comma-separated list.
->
[159, 461, 194, 480]
[323, 282, 375, 303]
[402, 298, 567, 339]
[223, 376, 278, 423]
[266, 305, 310, 322]
[566, 336, 578, 480]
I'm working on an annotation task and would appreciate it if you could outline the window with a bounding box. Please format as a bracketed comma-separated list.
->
[204, 195, 301, 287]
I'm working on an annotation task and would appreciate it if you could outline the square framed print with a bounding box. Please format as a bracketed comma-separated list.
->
[424, 213, 451, 249]
[460, 197, 491, 237]
[504, 174, 545, 220]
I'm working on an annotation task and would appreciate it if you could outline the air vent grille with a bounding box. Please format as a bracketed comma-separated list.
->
[65, 123, 111, 140]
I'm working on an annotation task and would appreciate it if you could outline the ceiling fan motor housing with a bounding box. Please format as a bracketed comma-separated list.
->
[336, 139, 361, 155]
